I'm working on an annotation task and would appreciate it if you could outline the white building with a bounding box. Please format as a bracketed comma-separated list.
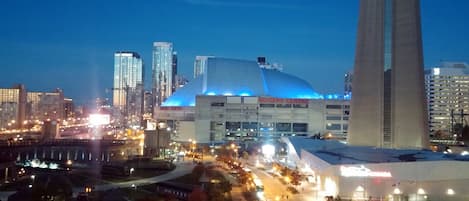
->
[113, 51, 144, 127]
[424, 62, 469, 136]
[152, 42, 177, 106]
[283, 137, 469, 201]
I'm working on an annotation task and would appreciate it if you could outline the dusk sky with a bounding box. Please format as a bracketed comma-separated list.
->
[1, 0, 468, 105]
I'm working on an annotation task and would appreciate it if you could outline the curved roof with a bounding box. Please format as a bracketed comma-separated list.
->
[162, 58, 322, 107]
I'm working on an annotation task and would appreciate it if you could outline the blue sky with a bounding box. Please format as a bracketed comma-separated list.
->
[0, 0, 468, 105]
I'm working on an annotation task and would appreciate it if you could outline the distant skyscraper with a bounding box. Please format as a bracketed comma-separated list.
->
[153, 42, 176, 106]
[143, 91, 153, 115]
[424, 62, 469, 136]
[113, 51, 144, 126]
[348, 0, 428, 148]
[193, 56, 214, 78]
[172, 52, 178, 93]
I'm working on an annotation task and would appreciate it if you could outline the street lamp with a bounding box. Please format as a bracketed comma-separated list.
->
[192, 140, 197, 162]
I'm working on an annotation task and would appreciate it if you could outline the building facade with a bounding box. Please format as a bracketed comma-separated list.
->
[344, 70, 353, 97]
[152, 42, 176, 106]
[155, 57, 349, 143]
[424, 62, 469, 137]
[349, 0, 428, 149]
[155, 96, 349, 144]
[143, 91, 153, 116]
[193, 56, 214, 78]
[27, 89, 65, 122]
[113, 51, 144, 127]
[0, 85, 26, 130]
[64, 98, 74, 119]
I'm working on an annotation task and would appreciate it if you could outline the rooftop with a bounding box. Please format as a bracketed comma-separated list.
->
[286, 137, 469, 165]
[163, 58, 347, 107]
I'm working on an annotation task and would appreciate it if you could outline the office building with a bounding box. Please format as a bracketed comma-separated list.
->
[193, 56, 214, 78]
[143, 91, 153, 115]
[113, 51, 144, 126]
[64, 98, 74, 119]
[348, 0, 428, 149]
[424, 62, 469, 137]
[27, 89, 65, 121]
[152, 42, 176, 106]
[0, 85, 26, 130]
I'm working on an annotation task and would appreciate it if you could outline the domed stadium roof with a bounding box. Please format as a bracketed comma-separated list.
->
[162, 58, 323, 107]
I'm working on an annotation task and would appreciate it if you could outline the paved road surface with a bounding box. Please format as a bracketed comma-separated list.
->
[246, 157, 321, 201]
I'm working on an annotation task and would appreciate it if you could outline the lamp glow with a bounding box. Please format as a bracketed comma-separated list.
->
[447, 188, 455, 195]
[262, 144, 275, 157]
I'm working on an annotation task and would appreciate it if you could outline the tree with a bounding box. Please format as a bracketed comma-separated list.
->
[242, 151, 249, 160]
[31, 174, 73, 201]
[188, 187, 207, 201]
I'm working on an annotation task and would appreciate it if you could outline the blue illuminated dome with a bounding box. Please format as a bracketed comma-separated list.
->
[162, 58, 323, 106]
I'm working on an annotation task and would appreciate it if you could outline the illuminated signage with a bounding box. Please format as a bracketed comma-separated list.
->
[89, 114, 110, 126]
[340, 165, 392, 178]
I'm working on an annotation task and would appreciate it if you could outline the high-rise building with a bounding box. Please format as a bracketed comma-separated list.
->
[143, 91, 153, 115]
[348, 0, 428, 148]
[27, 89, 65, 121]
[0, 85, 26, 130]
[344, 70, 353, 97]
[193, 56, 214, 78]
[64, 98, 74, 119]
[172, 51, 178, 93]
[425, 62, 469, 137]
[152, 42, 176, 106]
[113, 51, 144, 126]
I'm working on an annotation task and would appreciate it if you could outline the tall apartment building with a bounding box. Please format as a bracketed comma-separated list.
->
[425, 62, 469, 136]
[0, 85, 26, 129]
[152, 42, 177, 106]
[348, 0, 428, 148]
[113, 51, 144, 126]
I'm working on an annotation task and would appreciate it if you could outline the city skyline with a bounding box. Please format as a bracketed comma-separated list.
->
[1, 0, 469, 105]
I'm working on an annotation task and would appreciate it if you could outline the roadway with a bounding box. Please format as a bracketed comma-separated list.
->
[245, 156, 321, 201]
